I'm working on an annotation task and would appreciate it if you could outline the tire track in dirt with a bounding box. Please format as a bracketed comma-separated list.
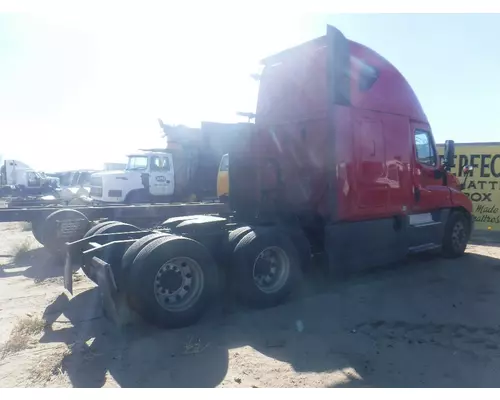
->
[354, 319, 500, 360]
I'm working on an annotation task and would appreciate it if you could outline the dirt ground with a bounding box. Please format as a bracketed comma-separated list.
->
[1, 221, 500, 387]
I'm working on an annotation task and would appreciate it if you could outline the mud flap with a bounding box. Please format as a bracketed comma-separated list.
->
[94, 257, 138, 327]
[64, 251, 75, 295]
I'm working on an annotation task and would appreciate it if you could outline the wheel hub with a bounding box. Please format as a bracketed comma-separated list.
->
[252, 246, 290, 294]
[254, 256, 276, 278]
[159, 269, 183, 292]
[153, 257, 203, 312]
[452, 221, 466, 250]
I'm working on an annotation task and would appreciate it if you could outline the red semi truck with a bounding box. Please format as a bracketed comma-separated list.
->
[64, 25, 473, 329]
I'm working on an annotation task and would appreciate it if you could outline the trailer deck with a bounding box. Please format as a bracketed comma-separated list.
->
[0, 201, 229, 223]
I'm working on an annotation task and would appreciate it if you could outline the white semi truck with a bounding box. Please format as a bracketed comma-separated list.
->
[0, 159, 58, 197]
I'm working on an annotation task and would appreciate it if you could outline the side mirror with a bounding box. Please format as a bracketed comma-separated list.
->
[463, 165, 473, 174]
[443, 139, 455, 171]
[460, 165, 473, 190]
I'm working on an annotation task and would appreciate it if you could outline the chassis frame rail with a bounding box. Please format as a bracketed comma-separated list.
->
[0, 201, 229, 223]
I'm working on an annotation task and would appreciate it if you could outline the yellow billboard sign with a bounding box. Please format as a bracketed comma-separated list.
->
[437, 142, 500, 231]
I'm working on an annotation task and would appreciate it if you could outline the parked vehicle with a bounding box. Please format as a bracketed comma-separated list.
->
[90, 151, 175, 204]
[64, 25, 473, 330]
[0, 159, 58, 197]
[217, 154, 229, 202]
[89, 121, 247, 205]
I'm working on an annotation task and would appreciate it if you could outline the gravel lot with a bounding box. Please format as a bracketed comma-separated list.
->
[1, 221, 500, 387]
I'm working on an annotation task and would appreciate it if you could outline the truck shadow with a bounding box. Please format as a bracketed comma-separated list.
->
[39, 250, 500, 388]
[470, 231, 500, 248]
[0, 247, 65, 282]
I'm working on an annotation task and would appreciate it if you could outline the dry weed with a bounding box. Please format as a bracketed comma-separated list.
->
[27, 345, 71, 386]
[12, 238, 35, 263]
[0, 315, 47, 358]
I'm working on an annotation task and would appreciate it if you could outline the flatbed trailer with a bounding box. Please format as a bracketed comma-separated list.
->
[0, 201, 229, 256]
[2, 195, 62, 209]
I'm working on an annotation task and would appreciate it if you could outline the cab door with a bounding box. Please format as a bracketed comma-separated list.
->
[26, 171, 41, 188]
[410, 123, 451, 215]
[409, 122, 452, 250]
[148, 154, 175, 197]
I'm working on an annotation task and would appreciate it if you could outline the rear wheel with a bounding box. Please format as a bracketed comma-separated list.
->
[442, 211, 470, 258]
[160, 216, 200, 230]
[231, 227, 301, 308]
[127, 236, 219, 328]
[84, 221, 114, 239]
[31, 219, 46, 245]
[82, 221, 140, 283]
[227, 226, 252, 254]
[80, 221, 115, 282]
[43, 209, 91, 258]
[120, 232, 171, 292]
[286, 228, 311, 271]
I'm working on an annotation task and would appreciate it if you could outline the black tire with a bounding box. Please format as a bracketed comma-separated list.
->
[442, 211, 470, 258]
[127, 236, 219, 329]
[80, 221, 116, 282]
[43, 209, 91, 257]
[286, 229, 311, 271]
[211, 226, 253, 290]
[174, 216, 227, 235]
[83, 221, 115, 239]
[120, 232, 171, 292]
[231, 227, 301, 309]
[160, 216, 200, 230]
[31, 219, 45, 245]
[92, 221, 140, 243]
[226, 226, 252, 255]
[82, 221, 140, 284]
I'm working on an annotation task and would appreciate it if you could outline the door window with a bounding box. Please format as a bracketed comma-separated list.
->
[414, 129, 437, 167]
[27, 172, 39, 187]
[150, 156, 170, 171]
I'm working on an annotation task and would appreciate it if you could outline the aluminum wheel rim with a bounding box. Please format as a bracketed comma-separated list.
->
[451, 220, 467, 252]
[252, 246, 290, 294]
[153, 257, 204, 312]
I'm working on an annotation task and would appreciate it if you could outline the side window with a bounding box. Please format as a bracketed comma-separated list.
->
[150, 156, 170, 171]
[414, 129, 437, 167]
[80, 172, 92, 185]
[27, 172, 39, 186]
[161, 157, 171, 171]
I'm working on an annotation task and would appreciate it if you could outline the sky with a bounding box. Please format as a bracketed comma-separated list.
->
[1, 11, 499, 172]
